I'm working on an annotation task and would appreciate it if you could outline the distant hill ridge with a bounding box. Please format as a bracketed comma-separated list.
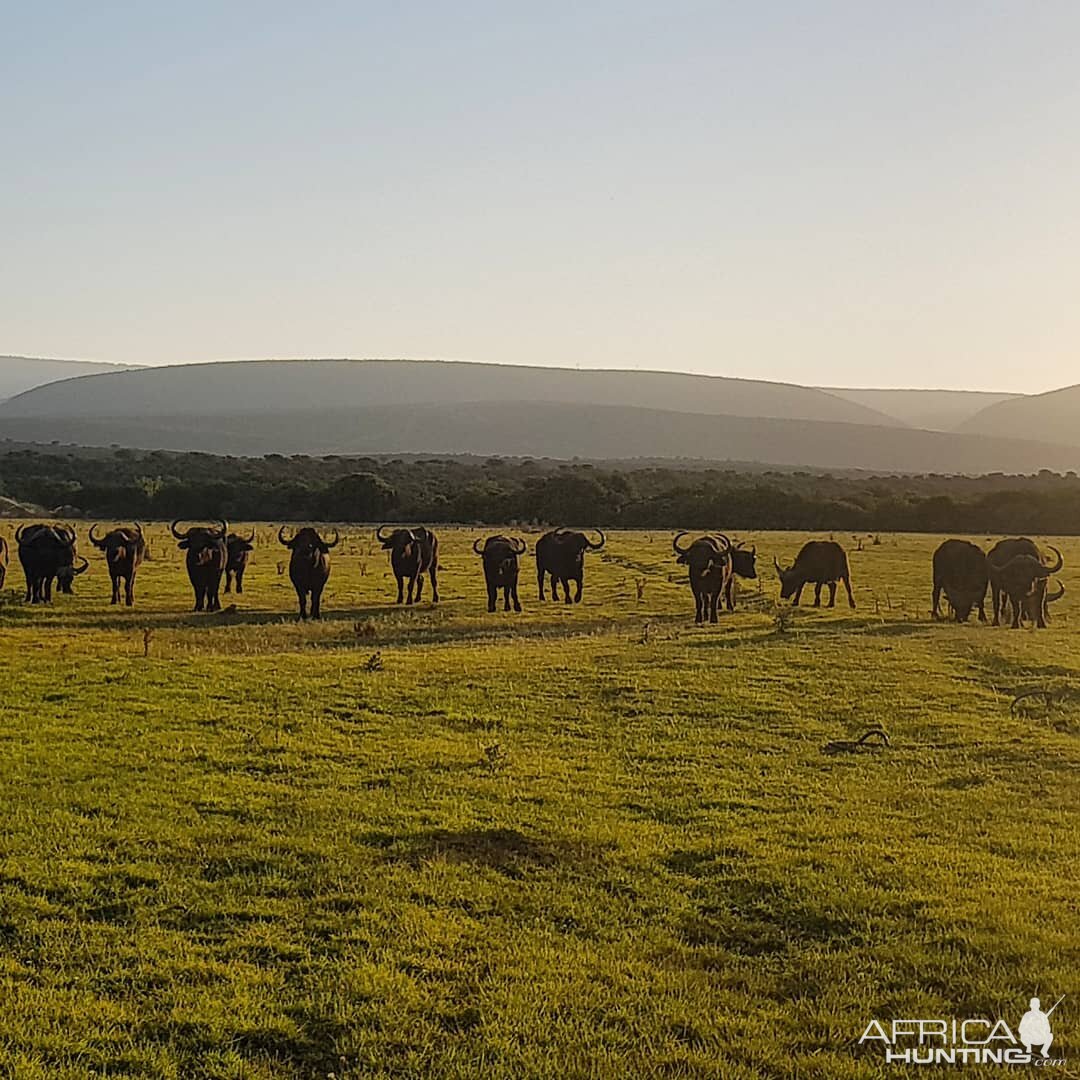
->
[0, 356, 135, 402]
[2, 357, 1076, 474]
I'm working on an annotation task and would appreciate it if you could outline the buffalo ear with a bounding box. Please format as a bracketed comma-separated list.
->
[178, 539, 190, 549]
[676, 555, 688, 565]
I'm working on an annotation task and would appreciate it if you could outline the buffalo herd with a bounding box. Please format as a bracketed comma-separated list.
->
[0, 521, 1068, 629]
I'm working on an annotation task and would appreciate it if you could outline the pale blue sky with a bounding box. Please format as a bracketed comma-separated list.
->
[3, 2, 1078, 391]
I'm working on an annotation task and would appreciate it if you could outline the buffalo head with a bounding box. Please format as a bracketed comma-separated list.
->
[279, 525, 339, 554]
[673, 531, 731, 570]
[731, 541, 757, 579]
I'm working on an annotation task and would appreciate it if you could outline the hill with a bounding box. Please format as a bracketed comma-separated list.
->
[958, 382, 1080, 447]
[1, 399, 1078, 474]
[822, 387, 1019, 431]
[0, 356, 134, 402]
[0, 358, 904, 427]
[1, 358, 1076, 473]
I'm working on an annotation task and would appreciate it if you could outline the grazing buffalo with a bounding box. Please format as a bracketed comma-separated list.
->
[474, 535, 526, 612]
[89, 522, 146, 606]
[994, 546, 1063, 629]
[672, 531, 732, 624]
[987, 538, 1058, 627]
[932, 539, 988, 623]
[224, 529, 256, 594]
[16, 523, 88, 603]
[171, 520, 228, 612]
[725, 541, 758, 612]
[0, 535, 7, 591]
[774, 540, 855, 608]
[376, 525, 439, 604]
[279, 526, 338, 619]
[535, 527, 605, 603]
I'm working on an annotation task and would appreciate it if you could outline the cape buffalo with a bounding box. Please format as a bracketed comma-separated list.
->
[725, 541, 757, 612]
[376, 525, 439, 604]
[16, 523, 88, 603]
[775, 540, 855, 608]
[994, 546, 1063, 629]
[0, 535, 7, 591]
[535, 527, 605, 603]
[279, 525, 338, 619]
[224, 529, 256, 594]
[474, 535, 526, 612]
[932, 539, 988, 623]
[89, 522, 145, 606]
[987, 538, 1058, 627]
[673, 531, 732, 624]
[172, 520, 228, 612]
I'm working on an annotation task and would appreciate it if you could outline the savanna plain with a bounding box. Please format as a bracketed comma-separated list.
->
[0, 525, 1076, 1079]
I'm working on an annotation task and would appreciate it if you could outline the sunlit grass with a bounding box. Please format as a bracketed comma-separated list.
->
[0, 525, 1076, 1077]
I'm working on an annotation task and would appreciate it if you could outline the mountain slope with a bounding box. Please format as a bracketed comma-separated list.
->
[0, 356, 134, 402]
[822, 387, 1020, 431]
[0, 358, 905, 427]
[958, 383, 1080, 447]
[1, 399, 1078, 474]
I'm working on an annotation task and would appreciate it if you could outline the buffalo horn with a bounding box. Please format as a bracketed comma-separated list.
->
[672, 531, 692, 557]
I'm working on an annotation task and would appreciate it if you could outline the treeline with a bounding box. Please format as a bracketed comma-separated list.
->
[3, 444, 1080, 534]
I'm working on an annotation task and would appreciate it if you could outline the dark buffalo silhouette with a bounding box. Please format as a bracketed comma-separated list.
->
[172, 520, 228, 612]
[994, 545, 1063, 629]
[725, 541, 757, 611]
[279, 525, 338, 619]
[775, 540, 855, 608]
[16, 523, 88, 603]
[89, 522, 145, 606]
[224, 529, 256, 594]
[673, 531, 732, 624]
[932, 539, 988, 623]
[987, 538, 1059, 627]
[0, 535, 7, 591]
[535, 527, 605, 603]
[376, 525, 439, 604]
[474, 535, 526, 612]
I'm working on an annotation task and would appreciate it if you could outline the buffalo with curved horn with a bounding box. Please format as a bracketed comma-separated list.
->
[673, 531, 732, 623]
[89, 522, 145, 606]
[987, 538, 1061, 627]
[17, 523, 87, 603]
[535, 527, 605, 604]
[774, 541, 855, 608]
[376, 525, 439, 604]
[994, 545, 1063, 629]
[224, 527, 257, 595]
[279, 525, 338, 619]
[474, 535, 526, 613]
[172, 520, 228, 612]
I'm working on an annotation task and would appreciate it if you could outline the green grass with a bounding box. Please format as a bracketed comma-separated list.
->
[0, 526, 1076, 1078]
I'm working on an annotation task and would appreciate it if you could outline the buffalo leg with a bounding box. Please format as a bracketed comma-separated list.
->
[813, 583, 823, 607]
[311, 584, 324, 620]
[841, 573, 855, 608]
[537, 566, 546, 601]
[125, 574, 135, 607]
[977, 596, 987, 622]
[827, 582, 837, 607]
[932, 583, 943, 619]
[792, 584, 803, 605]
[573, 575, 583, 603]
[207, 576, 222, 612]
[429, 565, 439, 603]
[504, 585, 511, 611]
[487, 582, 497, 613]
[409, 574, 421, 604]
[297, 588, 308, 620]
[111, 575, 120, 605]
[396, 575, 404, 604]
[235, 567, 245, 594]
[562, 577, 573, 605]
[194, 585, 205, 612]
[709, 592, 719, 624]
[512, 583, 521, 613]
[550, 577, 560, 602]
[224, 571, 232, 594]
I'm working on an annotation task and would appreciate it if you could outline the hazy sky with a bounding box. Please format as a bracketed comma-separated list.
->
[3, 2, 1078, 392]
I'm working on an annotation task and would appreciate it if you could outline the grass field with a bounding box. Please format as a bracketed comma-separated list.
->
[0, 524, 1076, 1078]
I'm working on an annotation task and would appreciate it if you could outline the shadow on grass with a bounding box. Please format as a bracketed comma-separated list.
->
[361, 827, 609, 879]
